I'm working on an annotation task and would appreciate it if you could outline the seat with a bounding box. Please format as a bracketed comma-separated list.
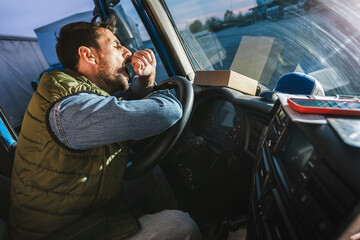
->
[0, 107, 16, 240]
[0, 175, 10, 240]
[0, 107, 108, 240]
[0, 107, 17, 178]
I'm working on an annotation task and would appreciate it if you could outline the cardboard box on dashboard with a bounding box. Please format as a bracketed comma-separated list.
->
[193, 70, 258, 96]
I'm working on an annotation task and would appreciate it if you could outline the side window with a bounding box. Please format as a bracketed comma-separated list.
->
[35, 0, 95, 67]
[2, 0, 96, 129]
[106, 0, 169, 84]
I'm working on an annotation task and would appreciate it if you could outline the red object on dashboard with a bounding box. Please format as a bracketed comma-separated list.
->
[287, 98, 360, 116]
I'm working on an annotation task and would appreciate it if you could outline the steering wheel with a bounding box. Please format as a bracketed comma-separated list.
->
[124, 76, 194, 180]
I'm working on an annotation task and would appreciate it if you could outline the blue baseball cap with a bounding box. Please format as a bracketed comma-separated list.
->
[260, 72, 325, 100]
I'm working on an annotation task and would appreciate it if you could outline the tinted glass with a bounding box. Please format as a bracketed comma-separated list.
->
[164, 0, 360, 96]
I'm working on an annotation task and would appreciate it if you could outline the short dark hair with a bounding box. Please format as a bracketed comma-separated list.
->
[56, 18, 117, 70]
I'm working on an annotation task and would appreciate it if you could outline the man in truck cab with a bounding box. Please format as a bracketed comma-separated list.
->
[7, 19, 201, 240]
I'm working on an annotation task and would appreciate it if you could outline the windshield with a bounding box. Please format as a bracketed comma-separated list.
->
[163, 0, 360, 96]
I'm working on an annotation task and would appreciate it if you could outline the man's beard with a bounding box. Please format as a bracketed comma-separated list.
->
[97, 64, 129, 93]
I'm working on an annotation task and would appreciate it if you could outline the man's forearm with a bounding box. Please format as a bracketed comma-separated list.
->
[48, 91, 182, 150]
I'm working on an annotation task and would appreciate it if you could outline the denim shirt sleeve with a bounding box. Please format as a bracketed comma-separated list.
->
[48, 90, 182, 150]
[112, 76, 155, 100]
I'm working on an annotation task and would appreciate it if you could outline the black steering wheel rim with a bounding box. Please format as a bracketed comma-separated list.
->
[124, 76, 194, 180]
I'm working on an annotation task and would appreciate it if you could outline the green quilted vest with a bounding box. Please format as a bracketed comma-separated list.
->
[8, 69, 139, 240]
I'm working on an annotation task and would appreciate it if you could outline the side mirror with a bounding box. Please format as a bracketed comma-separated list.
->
[93, 1, 134, 47]
[93, 1, 136, 78]
[108, 8, 134, 46]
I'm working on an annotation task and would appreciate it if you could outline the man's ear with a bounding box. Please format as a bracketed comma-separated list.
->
[78, 46, 96, 65]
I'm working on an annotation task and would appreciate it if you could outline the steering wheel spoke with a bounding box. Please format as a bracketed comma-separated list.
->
[124, 76, 194, 180]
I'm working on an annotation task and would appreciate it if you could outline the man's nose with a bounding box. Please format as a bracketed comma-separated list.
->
[123, 47, 132, 58]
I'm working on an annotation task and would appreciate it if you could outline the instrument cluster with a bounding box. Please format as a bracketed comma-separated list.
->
[190, 98, 243, 144]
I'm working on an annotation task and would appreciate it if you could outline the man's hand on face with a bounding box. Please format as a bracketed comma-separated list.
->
[131, 49, 156, 87]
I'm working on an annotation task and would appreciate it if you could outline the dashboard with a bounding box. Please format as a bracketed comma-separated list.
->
[190, 98, 243, 146]
[161, 86, 360, 239]
[248, 100, 360, 240]
[161, 86, 274, 223]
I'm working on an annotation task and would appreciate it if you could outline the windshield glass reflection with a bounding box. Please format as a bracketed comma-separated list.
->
[164, 0, 360, 96]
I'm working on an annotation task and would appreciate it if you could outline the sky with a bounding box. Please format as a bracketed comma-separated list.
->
[0, 0, 94, 38]
[165, 0, 256, 29]
[0, 0, 255, 38]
